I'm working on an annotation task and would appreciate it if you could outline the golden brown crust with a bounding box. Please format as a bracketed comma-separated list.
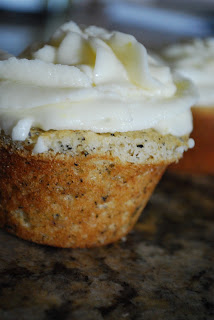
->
[170, 107, 214, 175]
[0, 145, 166, 248]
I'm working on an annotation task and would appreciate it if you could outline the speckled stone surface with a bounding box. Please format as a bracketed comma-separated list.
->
[0, 173, 213, 320]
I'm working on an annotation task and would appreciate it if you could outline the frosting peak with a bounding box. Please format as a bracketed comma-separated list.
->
[18, 22, 176, 96]
[0, 21, 197, 143]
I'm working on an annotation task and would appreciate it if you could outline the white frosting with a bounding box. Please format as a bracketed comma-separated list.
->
[161, 38, 214, 106]
[0, 21, 197, 144]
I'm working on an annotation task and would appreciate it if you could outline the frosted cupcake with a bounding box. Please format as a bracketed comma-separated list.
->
[0, 22, 197, 248]
[161, 39, 214, 174]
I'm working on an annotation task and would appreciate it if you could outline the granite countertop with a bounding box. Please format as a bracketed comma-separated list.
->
[0, 173, 213, 320]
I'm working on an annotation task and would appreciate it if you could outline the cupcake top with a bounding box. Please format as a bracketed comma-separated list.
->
[161, 38, 214, 107]
[0, 21, 197, 141]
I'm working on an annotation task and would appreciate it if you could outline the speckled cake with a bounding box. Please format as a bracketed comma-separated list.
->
[0, 129, 190, 248]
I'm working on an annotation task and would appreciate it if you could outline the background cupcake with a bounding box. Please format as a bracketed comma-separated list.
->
[161, 39, 214, 174]
[0, 21, 197, 248]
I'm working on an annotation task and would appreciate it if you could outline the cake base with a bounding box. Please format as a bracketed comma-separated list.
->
[0, 146, 166, 248]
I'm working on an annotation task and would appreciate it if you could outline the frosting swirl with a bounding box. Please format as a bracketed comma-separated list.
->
[0, 21, 197, 141]
[161, 38, 214, 106]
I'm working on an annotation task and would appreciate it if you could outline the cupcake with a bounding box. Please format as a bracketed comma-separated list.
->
[0, 21, 197, 248]
[161, 39, 214, 174]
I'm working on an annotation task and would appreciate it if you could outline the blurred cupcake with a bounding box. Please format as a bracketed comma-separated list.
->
[161, 38, 214, 174]
[0, 22, 197, 248]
